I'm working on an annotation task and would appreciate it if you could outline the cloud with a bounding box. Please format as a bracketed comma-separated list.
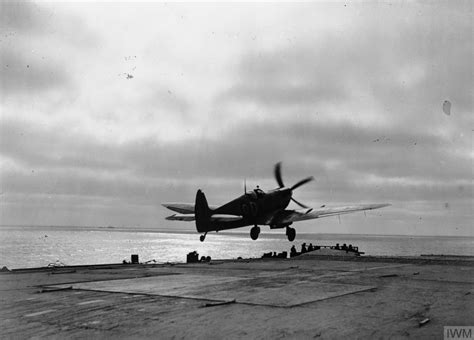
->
[217, 2, 472, 134]
[0, 1, 99, 98]
[0, 1, 44, 34]
[222, 48, 349, 107]
[0, 2, 471, 234]
[2, 116, 470, 202]
[0, 1, 99, 44]
[0, 47, 70, 96]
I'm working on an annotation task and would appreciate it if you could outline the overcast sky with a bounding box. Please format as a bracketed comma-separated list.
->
[0, 1, 472, 236]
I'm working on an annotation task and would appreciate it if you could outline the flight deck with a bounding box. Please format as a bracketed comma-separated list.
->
[0, 253, 472, 339]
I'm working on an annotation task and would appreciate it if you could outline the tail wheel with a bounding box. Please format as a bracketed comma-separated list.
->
[286, 227, 296, 242]
[250, 226, 260, 240]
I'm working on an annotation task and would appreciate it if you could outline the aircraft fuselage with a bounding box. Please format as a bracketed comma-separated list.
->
[207, 188, 292, 230]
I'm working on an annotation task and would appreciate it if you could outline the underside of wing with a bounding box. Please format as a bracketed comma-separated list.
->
[165, 213, 195, 221]
[165, 213, 243, 223]
[275, 203, 391, 224]
[162, 203, 219, 214]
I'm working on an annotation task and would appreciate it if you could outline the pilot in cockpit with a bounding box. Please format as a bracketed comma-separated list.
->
[254, 185, 265, 198]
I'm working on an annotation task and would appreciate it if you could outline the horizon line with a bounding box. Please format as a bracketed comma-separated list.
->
[0, 224, 472, 238]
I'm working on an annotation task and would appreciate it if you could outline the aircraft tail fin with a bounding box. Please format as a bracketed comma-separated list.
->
[195, 189, 212, 233]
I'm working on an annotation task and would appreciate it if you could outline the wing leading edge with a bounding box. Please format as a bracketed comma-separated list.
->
[274, 203, 391, 224]
[162, 203, 219, 214]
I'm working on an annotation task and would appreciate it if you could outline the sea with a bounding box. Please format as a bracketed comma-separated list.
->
[0, 225, 473, 269]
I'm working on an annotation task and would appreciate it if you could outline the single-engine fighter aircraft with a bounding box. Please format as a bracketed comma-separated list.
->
[163, 163, 390, 242]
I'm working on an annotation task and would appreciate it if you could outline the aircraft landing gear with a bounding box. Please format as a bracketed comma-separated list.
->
[286, 226, 296, 242]
[200, 232, 207, 242]
[250, 225, 260, 240]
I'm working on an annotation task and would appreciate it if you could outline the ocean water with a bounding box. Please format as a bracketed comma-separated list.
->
[0, 225, 473, 269]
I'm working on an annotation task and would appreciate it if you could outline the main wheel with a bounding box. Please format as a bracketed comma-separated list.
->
[200, 235, 205, 242]
[286, 227, 296, 242]
[250, 226, 260, 240]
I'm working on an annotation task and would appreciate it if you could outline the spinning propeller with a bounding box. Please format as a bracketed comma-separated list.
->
[274, 162, 314, 208]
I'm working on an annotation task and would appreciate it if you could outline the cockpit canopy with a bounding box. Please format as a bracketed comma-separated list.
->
[246, 188, 265, 199]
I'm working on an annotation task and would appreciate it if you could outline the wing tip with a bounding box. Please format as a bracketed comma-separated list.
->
[165, 214, 176, 220]
[369, 203, 391, 209]
[162, 203, 177, 208]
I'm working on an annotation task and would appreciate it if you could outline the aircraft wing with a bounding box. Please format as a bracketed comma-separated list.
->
[165, 213, 242, 223]
[274, 203, 391, 224]
[165, 213, 195, 221]
[162, 203, 219, 214]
